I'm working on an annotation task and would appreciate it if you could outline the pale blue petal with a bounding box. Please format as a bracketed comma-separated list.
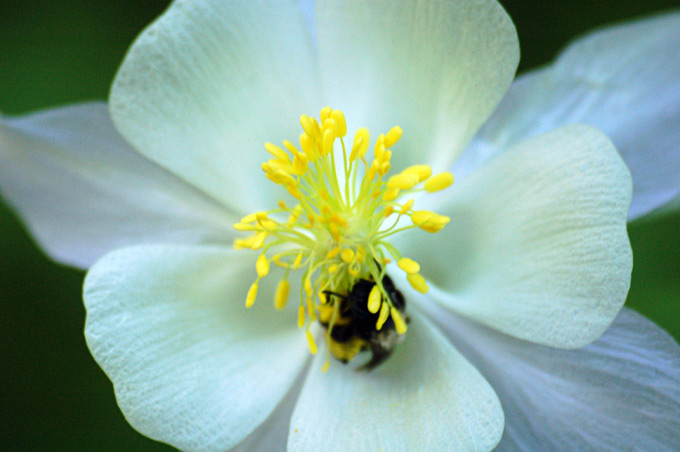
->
[459, 12, 680, 221]
[0, 103, 234, 268]
[420, 301, 680, 452]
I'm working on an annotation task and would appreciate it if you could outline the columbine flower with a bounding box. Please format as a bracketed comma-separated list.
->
[1, 1, 679, 451]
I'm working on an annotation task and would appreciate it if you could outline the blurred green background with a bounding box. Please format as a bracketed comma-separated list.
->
[1, 1, 679, 450]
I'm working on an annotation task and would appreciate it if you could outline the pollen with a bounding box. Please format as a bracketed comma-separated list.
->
[234, 107, 454, 368]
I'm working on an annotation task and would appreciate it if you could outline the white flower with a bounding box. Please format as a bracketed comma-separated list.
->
[1, 1, 679, 451]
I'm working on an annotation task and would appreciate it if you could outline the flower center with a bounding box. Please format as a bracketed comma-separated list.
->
[234, 107, 453, 371]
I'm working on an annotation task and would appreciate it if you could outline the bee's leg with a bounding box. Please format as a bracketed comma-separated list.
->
[358, 343, 394, 371]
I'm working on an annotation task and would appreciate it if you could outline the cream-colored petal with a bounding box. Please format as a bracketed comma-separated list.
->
[110, 0, 321, 215]
[315, 0, 519, 171]
[0, 103, 235, 269]
[400, 125, 632, 348]
[288, 312, 504, 452]
[84, 244, 307, 452]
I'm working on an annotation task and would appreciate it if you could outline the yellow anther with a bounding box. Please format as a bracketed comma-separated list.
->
[306, 330, 318, 355]
[328, 263, 339, 274]
[298, 305, 306, 328]
[376, 301, 390, 330]
[350, 128, 370, 161]
[384, 126, 403, 148]
[274, 279, 290, 310]
[278, 200, 287, 210]
[256, 254, 270, 277]
[265, 142, 291, 163]
[366, 161, 378, 182]
[326, 246, 341, 259]
[410, 210, 451, 233]
[424, 172, 455, 192]
[401, 199, 415, 213]
[300, 114, 321, 140]
[330, 213, 347, 227]
[306, 295, 317, 321]
[240, 212, 261, 224]
[341, 248, 355, 264]
[321, 360, 330, 373]
[407, 273, 429, 294]
[286, 184, 302, 200]
[398, 257, 420, 274]
[293, 251, 304, 269]
[384, 206, 394, 217]
[382, 150, 393, 164]
[387, 173, 419, 190]
[367, 285, 382, 314]
[292, 153, 308, 176]
[348, 262, 360, 277]
[379, 161, 391, 175]
[282, 140, 298, 154]
[402, 165, 432, 183]
[323, 118, 338, 137]
[287, 205, 303, 225]
[331, 110, 347, 137]
[300, 133, 317, 162]
[259, 220, 277, 231]
[245, 282, 258, 308]
[355, 246, 366, 263]
[382, 187, 400, 202]
[304, 276, 313, 296]
[233, 237, 254, 250]
[322, 128, 335, 156]
[320, 106, 332, 123]
[374, 135, 385, 160]
[251, 231, 268, 249]
[391, 307, 408, 334]
[233, 222, 256, 231]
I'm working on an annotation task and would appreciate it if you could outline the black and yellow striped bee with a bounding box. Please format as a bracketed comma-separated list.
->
[321, 274, 408, 370]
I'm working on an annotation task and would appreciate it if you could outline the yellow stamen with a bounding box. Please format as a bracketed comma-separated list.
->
[402, 165, 432, 183]
[384, 126, 403, 148]
[367, 285, 382, 314]
[256, 254, 270, 277]
[376, 301, 390, 330]
[407, 273, 429, 294]
[274, 279, 290, 310]
[298, 305, 306, 329]
[306, 330, 318, 355]
[391, 307, 408, 334]
[235, 108, 455, 365]
[424, 172, 455, 192]
[398, 257, 421, 274]
[245, 282, 258, 308]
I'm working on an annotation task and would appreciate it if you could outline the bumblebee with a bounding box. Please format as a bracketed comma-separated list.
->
[320, 274, 408, 370]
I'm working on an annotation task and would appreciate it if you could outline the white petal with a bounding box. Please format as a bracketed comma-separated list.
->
[110, 0, 320, 214]
[315, 0, 519, 171]
[231, 371, 303, 452]
[288, 312, 504, 452]
[421, 300, 680, 452]
[401, 125, 632, 348]
[0, 103, 234, 269]
[84, 244, 307, 452]
[464, 12, 680, 221]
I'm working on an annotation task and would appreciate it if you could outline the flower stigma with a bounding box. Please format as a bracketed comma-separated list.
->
[234, 107, 454, 371]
